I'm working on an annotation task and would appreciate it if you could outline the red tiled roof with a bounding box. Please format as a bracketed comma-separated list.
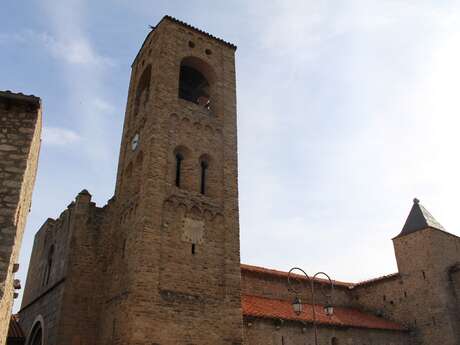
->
[242, 295, 407, 331]
[241, 264, 353, 288]
[353, 273, 400, 288]
[8, 315, 25, 339]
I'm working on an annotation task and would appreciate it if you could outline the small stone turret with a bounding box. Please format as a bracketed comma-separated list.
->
[393, 199, 460, 345]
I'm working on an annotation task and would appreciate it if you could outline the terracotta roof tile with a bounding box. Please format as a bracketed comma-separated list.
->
[352, 273, 400, 288]
[241, 264, 353, 288]
[162, 16, 237, 49]
[133, 15, 236, 66]
[242, 295, 406, 331]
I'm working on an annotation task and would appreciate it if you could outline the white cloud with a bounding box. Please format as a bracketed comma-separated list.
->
[237, 0, 460, 282]
[42, 127, 81, 146]
[34, 30, 115, 67]
[34, 0, 119, 166]
[41, 33, 115, 67]
[0, 29, 114, 68]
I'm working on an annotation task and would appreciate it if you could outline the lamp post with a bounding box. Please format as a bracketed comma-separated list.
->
[287, 267, 334, 345]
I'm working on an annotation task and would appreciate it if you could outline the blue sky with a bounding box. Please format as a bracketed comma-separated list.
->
[3, 1, 460, 310]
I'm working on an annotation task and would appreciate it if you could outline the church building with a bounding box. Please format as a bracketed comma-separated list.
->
[14, 16, 460, 345]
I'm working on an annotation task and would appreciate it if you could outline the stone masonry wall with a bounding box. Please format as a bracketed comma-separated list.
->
[351, 276, 411, 326]
[55, 192, 105, 345]
[0, 92, 41, 345]
[243, 317, 411, 345]
[350, 228, 460, 345]
[19, 210, 72, 345]
[392, 229, 460, 345]
[98, 18, 243, 345]
[18, 191, 105, 345]
[241, 270, 352, 307]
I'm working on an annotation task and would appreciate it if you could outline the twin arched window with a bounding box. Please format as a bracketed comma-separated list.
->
[175, 151, 209, 195]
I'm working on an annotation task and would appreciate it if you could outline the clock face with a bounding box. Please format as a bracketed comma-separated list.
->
[131, 133, 140, 151]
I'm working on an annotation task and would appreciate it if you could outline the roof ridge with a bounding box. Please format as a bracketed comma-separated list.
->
[163, 15, 237, 49]
[352, 272, 400, 288]
[241, 263, 353, 287]
[132, 15, 236, 67]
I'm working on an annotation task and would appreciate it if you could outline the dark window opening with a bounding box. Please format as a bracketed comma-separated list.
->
[179, 65, 210, 109]
[28, 323, 43, 345]
[281, 336, 284, 345]
[404, 291, 407, 298]
[126, 162, 133, 179]
[200, 160, 208, 195]
[191, 243, 196, 255]
[42, 245, 54, 286]
[175, 153, 184, 187]
[331, 337, 339, 345]
[134, 65, 151, 115]
[135, 151, 144, 193]
[122, 239, 126, 258]
[422, 270, 426, 279]
[112, 318, 117, 341]
[383, 295, 386, 301]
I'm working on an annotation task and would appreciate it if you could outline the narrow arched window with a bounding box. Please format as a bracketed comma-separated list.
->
[200, 160, 208, 195]
[126, 162, 133, 179]
[42, 245, 54, 286]
[28, 323, 43, 345]
[133, 65, 151, 115]
[331, 337, 339, 345]
[175, 153, 184, 187]
[135, 151, 144, 193]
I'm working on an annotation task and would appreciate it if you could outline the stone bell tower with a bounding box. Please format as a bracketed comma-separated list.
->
[101, 16, 242, 345]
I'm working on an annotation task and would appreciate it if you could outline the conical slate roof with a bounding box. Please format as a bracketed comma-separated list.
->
[395, 198, 445, 238]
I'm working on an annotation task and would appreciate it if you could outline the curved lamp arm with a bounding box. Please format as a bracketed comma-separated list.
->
[312, 271, 334, 316]
[287, 267, 311, 294]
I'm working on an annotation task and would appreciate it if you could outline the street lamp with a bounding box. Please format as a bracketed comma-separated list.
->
[324, 304, 334, 316]
[292, 296, 303, 315]
[287, 267, 334, 345]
